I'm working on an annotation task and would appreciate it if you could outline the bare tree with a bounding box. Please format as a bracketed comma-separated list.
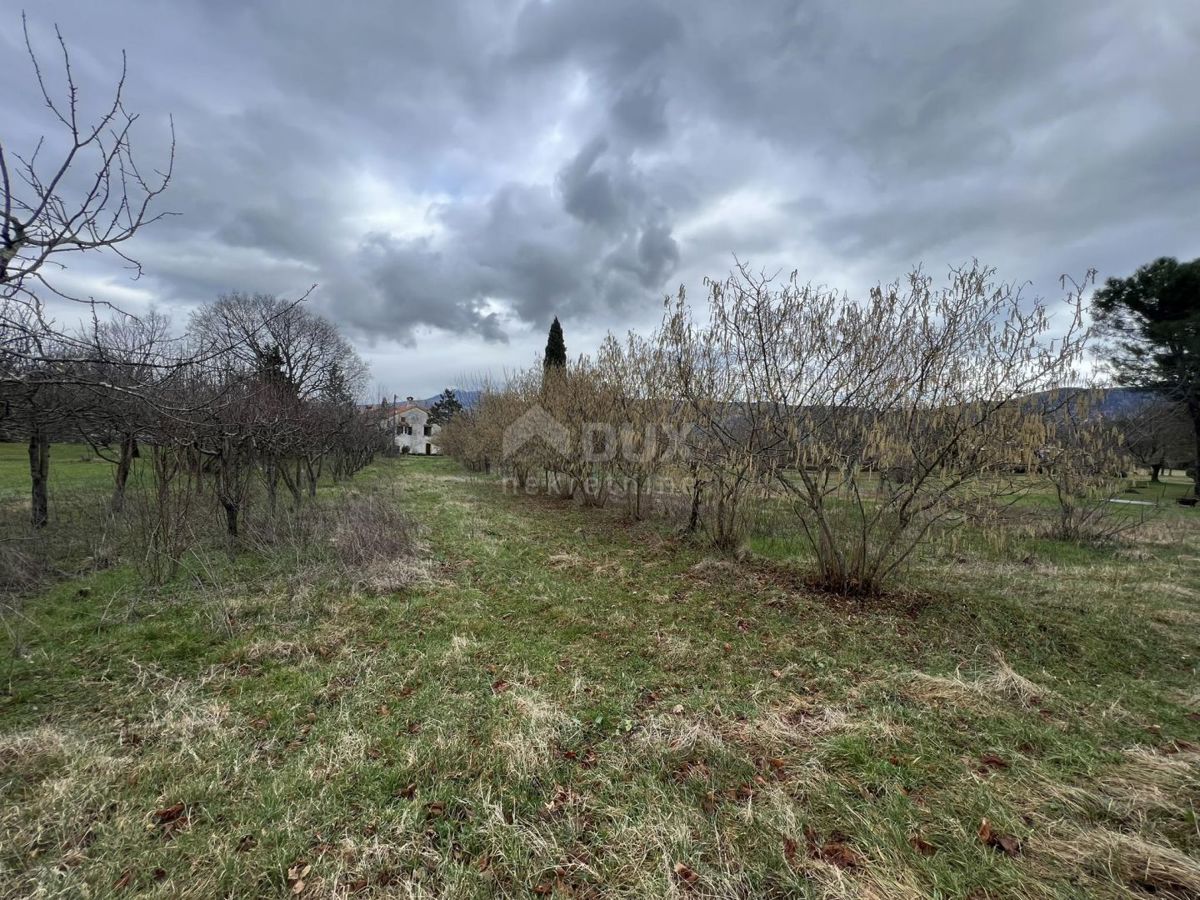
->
[1120, 399, 1193, 484]
[2, 13, 174, 364]
[190, 293, 366, 401]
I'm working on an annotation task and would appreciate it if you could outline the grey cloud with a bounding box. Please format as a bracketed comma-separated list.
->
[558, 138, 626, 228]
[511, 0, 681, 70]
[610, 77, 669, 144]
[5, 0, 1200, 395]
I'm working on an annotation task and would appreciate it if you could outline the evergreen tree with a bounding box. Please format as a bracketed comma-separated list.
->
[323, 361, 354, 406]
[255, 343, 292, 392]
[1093, 256, 1200, 495]
[544, 317, 567, 369]
[429, 388, 463, 424]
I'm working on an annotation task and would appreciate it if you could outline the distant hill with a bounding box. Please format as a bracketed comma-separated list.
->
[1022, 386, 1155, 419]
[422, 389, 482, 411]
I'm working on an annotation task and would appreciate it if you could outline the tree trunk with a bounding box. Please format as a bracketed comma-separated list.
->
[111, 433, 137, 513]
[29, 425, 50, 529]
[267, 459, 281, 513]
[1150, 462, 1162, 484]
[1189, 402, 1200, 498]
[687, 473, 703, 533]
[223, 501, 239, 538]
[279, 462, 302, 507]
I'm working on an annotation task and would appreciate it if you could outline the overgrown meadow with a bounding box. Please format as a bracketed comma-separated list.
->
[2, 445, 1198, 899]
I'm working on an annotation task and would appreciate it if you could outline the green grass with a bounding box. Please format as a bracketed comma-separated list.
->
[2, 452, 1199, 897]
[0, 442, 118, 505]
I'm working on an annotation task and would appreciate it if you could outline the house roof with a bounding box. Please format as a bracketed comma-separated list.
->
[364, 400, 429, 420]
[392, 402, 428, 415]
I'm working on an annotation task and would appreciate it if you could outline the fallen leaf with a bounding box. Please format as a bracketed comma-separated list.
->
[673, 861, 699, 887]
[491, 679, 511, 695]
[287, 862, 312, 881]
[978, 818, 1021, 857]
[727, 783, 755, 803]
[153, 802, 185, 825]
[532, 882, 553, 895]
[291, 879, 305, 895]
[394, 783, 417, 800]
[909, 834, 936, 856]
[236, 834, 257, 852]
[783, 836, 798, 863]
[114, 869, 133, 890]
[977, 753, 1010, 774]
[817, 841, 860, 869]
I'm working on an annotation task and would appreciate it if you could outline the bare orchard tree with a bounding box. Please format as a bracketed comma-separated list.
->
[1120, 399, 1193, 484]
[707, 260, 1090, 594]
[0, 316, 93, 527]
[72, 311, 175, 512]
[1, 13, 173, 365]
[185, 293, 375, 537]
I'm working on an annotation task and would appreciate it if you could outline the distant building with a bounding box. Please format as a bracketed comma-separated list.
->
[367, 396, 441, 455]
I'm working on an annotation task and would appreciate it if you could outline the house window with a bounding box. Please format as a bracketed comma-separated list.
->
[404, 426, 413, 435]
[423, 424, 432, 436]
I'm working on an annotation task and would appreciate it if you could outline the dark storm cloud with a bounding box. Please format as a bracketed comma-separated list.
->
[5, 0, 1200, 378]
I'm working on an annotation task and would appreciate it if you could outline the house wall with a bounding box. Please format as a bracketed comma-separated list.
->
[388, 406, 441, 455]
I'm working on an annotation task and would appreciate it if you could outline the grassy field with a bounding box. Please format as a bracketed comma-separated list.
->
[1, 450, 1199, 897]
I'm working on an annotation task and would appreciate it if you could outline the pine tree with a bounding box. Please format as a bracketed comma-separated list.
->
[1093, 256, 1200, 496]
[544, 317, 567, 369]
[429, 388, 463, 424]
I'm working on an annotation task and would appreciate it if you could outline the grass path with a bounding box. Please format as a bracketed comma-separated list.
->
[2, 457, 1199, 897]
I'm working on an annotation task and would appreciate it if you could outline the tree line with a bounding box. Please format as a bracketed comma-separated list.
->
[443, 260, 1194, 595]
[1, 14, 387, 567]
[2, 292, 385, 534]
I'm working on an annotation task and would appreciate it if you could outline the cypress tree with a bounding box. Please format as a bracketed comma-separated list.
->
[544, 317, 566, 369]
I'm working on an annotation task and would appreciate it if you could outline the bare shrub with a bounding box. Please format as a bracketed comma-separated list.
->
[327, 492, 418, 569]
[442, 260, 1115, 597]
[125, 445, 202, 585]
[0, 541, 42, 593]
[687, 261, 1090, 593]
[1041, 390, 1150, 542]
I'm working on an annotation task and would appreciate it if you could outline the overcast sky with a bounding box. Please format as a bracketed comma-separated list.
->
[6, 2, 1199, 398]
